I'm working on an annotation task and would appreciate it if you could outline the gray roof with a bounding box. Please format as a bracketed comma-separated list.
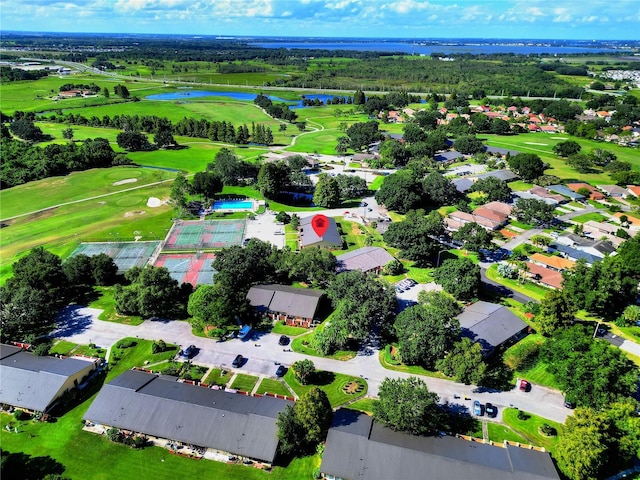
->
[84, 370, 292, 463]
[549, 243, 600, 264]
[457, 302, 528, 353]
[547, 185, 585, 200]
[453, 177, 474, 193]
[336, 247, 395, 273]
[513, 191, 558, 206]
[476, 169, 519, 182]
[434, 151, 466, 162]
[321, 409, 560, 480]
[299, 215, 342, 248]
[484, 146, 521, 157]
[0, 344, 95, 412]
[247, 284, 324, 319]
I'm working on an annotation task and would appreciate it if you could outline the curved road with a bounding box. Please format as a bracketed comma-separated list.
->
[54, 306, 571, 424]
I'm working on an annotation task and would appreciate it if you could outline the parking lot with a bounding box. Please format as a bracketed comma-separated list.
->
[243, 212, 285, 248]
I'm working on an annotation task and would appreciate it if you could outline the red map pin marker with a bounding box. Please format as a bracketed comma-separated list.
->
[311, 214, 329, 237]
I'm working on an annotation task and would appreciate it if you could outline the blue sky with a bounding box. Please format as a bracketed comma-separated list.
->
[2, 0, 639, 40]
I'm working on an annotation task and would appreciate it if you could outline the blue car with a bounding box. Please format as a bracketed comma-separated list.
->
[473, 400, 483, 416]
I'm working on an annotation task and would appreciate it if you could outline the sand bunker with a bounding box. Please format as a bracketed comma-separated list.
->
[124, 210, 146, 218]
[113, 178, 138, 186]
[524, 142, 548, 146]
[147, 197, 163, 207]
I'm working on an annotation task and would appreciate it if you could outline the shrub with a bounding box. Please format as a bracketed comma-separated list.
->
[540, 423, 557, 436]
[516, 410, 531, 421]
[14, 410, 28, 421]
[151, 339, 166, 354]
[116, 339, 136, 349]
[504, 341, 540, 371]
[33, 343, 51, 356]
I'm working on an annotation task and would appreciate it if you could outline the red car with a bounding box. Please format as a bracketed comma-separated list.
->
[519, 379, 531, 392]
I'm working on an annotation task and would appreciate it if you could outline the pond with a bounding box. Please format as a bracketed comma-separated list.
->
[145, 91, 350, 109]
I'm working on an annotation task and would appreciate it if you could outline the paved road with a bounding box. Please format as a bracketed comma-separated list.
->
[53, 306, 571, 424]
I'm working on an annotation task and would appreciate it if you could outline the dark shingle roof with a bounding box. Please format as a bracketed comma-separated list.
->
[0, 344, 96, 412]
[336, 247, 395, 273]
[84, 370, 292, 463]
[434, 151, 466, 163]
[321, 409, 560, 480]
[484, 146, 521, 156]
[247, 284, 324, 319]
[457, 301, 528, 353]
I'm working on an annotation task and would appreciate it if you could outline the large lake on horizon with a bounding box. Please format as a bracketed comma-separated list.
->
[249, 41, 619, 55]
[145, 91, 351, 107]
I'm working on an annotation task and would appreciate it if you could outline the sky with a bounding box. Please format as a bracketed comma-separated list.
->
[2, 0, 639, 40]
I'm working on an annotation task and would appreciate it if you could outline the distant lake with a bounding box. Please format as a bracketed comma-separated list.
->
[250, 41, 618, 55]
[145, 91, 350, 108]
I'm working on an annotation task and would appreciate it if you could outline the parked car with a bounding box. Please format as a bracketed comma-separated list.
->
[485, 403, 497, 417]
[181, 345, 196, 358]
[394, 286, 404, 294]
[275, 365, 287, 377]
[519, 379, 531, 392]
[232, 354, 244, 368]
[473, 400, 483, 416]
[563, 398, 576, 409]
[278, 335, 290, 346]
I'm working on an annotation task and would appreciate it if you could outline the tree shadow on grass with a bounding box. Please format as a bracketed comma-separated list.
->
[312, 370, 335, 386]
[0, 450, 67, 480]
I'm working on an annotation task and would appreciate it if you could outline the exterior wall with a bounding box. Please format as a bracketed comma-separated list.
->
[47, 363, 96, 411]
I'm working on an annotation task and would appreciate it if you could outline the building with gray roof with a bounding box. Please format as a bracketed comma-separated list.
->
[547, 185, 585, 201]
[434, 151, 466, 164]
[476, 169, 519, 182]
[336, 247, 395, 274]
[452, 177, 475, 193]
[0, 344, 98, 413]
[247, 284, 324, 328]
[299, 215, 342, 249]
[484, 146, 522, 157]
[456, 302, 528, 355]
[321, 409, 560, 480]
[84, 369, 292, 465]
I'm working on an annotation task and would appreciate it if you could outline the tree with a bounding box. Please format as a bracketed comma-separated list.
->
[346, 121, 380, 151]
[288, 247, 337, 286]
[190, 171, 222, 201]
[334, 136, 349, 156]
[207, 148, 256, 185]
[536, 290, 576, 336]
[512, 198, 555, 226]
[114, 266, 182, 318]
[257, 161, 291, 198]
[103, 86, 110, 98]
[276, 405, 305, 456]
[453, 135, 484, 155]
[116, 131, 154, 151]
[553, 140, 581, 157]
[436, 337, 487, 384]
[469, 176, 512, 202]
[169, 172, 189, 215]
[433, 257, 480, 301]
[334, 174, 367, 200]
[374, 172, 424, 213]
[295, 387, 333, 445]
[402, 123, 426, 144]
[373, 377, 446, 435]
[452, 222, 493, 252]
[567, 153, 595, 174]
[508, 153, 545, 182]
[113, 84, 130, 99]
[383, 210, 444, 266]
[8, 119, 44, 142]
[62, 127, 74, 141]
[313, 174, 341, 208]
[62, 254, 94, 285]
[291, 359, 315, 385]
[275, 211, 291, 224]
[153, 128, 176, 149]
[490, 118, 511, 135]
[394, 303, 460, 367]
[422, 172, 458, 206]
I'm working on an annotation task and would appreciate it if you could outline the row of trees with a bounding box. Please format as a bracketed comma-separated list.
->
[254, 94, 298, 123]
[0, 248, 117, 342]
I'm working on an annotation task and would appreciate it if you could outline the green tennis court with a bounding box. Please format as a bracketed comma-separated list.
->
[70, 241, 160, 273]
[164, 219, 245, 250]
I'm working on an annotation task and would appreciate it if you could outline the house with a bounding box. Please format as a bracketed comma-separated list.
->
[613, 212, 640, 230]
[583, 220, 629, 237]
[447, 211, 502, 231]
[472, 207, 509, 225]
[352, 153, 378, 165]
[530, 253, 576, 272]
[452, 177, 474, 193]
[434, 150, 466, 164]
[627, 185, 640, 198]
[525, 262, 563, 289]
[566, 183, 605, 201]
[321, 409, 560, 480]
[247, 284, 324, 328]
[483, 146, 521, 158]
[482, 201, 513, 217]
[336, 247, 395, 274]
[475, 169, 518, 182]
[299, 215, 342, 249]
[529, 186, 566, 204]
[547, 185, 585, 201]
[456, 301, 529, 355]
[597, 184, 630, 198]
[0, 344, 99, 413]
[83, 369, 291, 466]
[550, 243, 601, 264]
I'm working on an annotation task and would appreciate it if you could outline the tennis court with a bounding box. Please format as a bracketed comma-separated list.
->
[154, 253, 217, 286]
[71, 241, 160, 274]
[164, 219, 246, 250]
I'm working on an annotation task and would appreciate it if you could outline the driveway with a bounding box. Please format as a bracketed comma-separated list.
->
[52, 306, 571, 423]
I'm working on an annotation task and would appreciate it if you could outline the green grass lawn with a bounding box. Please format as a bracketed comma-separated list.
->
[570, 212, 608, 224]
[368, 176, 385, 190]
[89, 286, 144, 326]
[485, 264, 550, 302]
[344, 398, 378, 415]
[230, 374, 260, 392]
[283, 369, 367, 407]
[202, 368, 232, 387]
[509, 220, 536, 231]
[487, 422, 529, 444]
[255, 378, 292, 397]
[502, 408, 563, 453]
[271, 322, 309, 336]
[107, 338, 179, 380]
[49, 341, 78, 356]
[379, 345, 448, 380]
[291, 331, 357, 361]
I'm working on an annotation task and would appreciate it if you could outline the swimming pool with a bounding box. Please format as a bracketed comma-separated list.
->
[213, 200, 253, 210]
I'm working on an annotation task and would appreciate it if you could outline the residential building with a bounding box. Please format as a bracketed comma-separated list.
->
[547, 185, 585, 201]
[0, 344, 99, 413]
[475, 169, 518, 182]
[530, 253, 576, 272]
[483, 146, 521, 158]
[626, 185, 640, 198]
[83, 369, 291, 466]
[247, 284, 324, 328]
[434, 150, 466, 164]
[596, 184, 630, 198]
[446, 211, 502, 231]
[299, 215, 342, 249]
[320, 409, 560, 480]
[525, 262, 563, 289]
[566, 183, 605, 201]
[336, 246, 395, 274]
[456, 301, 529, 355]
